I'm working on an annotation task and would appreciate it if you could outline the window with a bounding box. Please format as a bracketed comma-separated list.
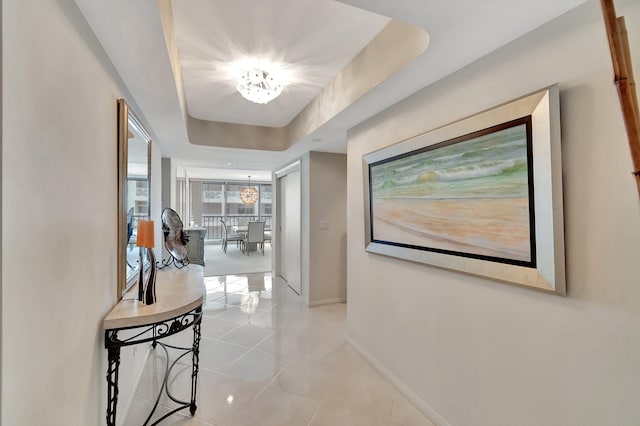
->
[135, 200, 148, 215]
[203, 203, 222, 215]
[226, 184, 257, 216]
[202, 183, 223, 216]
[186, 179, 273, 240]
[260, 185, 272, 216]
[135, 180, 148, 197]
[127, 179, 149, 216]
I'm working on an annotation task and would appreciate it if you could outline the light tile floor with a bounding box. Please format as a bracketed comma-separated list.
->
[125, 273, 434, 426]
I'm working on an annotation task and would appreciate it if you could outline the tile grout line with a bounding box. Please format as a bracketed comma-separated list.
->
[387, 389, 398, 426]
[307, 401, 323, 426]
[141, 275, 387, 426]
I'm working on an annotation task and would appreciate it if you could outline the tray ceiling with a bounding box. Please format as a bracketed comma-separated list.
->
[173, 0, 390, 127]
[73, 0, 588, 170]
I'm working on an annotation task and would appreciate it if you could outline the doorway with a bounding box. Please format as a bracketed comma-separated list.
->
[170, 166, 274, 277]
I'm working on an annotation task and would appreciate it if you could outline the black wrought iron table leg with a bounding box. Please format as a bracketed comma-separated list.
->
[152, 325, 157, 349]
[190, 308, 202, 415]
[106, 344, 121, 426]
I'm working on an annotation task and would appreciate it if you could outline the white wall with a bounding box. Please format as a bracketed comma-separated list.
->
[347, 1, 640, 425]
[2, 1, 163, 424]
[308, 152, 347, 306]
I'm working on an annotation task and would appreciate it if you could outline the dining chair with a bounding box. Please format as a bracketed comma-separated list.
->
[221, 219, 244, 253]
[244, 221, 265, 255]
[126, 207, 135, 268]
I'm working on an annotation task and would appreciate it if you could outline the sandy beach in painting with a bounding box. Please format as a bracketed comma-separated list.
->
[369, 122, 533, 263]
[373, 197, 531, 261]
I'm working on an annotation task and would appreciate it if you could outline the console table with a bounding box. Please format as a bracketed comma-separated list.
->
[104, 265, 205, 426]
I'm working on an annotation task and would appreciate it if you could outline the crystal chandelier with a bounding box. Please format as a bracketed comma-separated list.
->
[235, 67, 284, 104]
[240, 176, 259, 205]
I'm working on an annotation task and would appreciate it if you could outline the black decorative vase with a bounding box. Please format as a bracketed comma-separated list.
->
[137, 249, 145, 302]
[143, 249, 157, 305]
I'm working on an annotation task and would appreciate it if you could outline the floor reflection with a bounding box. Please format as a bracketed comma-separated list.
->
[125, 272, 434, 426]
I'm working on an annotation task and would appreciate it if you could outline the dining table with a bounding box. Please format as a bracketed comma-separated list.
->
[230, 225, 272, 234]
[230, 224, 271, 252]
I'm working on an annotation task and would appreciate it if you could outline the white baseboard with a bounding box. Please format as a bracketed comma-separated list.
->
[117, 346, 152, 426]
[345, 334, 451, 426]
[308, 297, 346, 307]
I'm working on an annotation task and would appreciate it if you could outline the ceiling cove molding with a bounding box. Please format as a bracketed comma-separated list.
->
[187, 118, 289, 150]
[157, 0, 187, 119]
[285, 19, 428, 149]
[157, 13, 429, 152]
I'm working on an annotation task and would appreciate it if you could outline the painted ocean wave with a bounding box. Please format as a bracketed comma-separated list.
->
[374, 173, 529, 200]
[378, 158, 526, 188]
[431, 140, 524, 164]
[372, 124, 528, 182]
[370, 123, 530, 201]
[393, 164, 415, 173]
[434, 158, 524, 181]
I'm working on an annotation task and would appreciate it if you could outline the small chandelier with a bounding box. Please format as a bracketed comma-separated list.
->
[240, 176, 259, 205]
[235, 67, 284, 104]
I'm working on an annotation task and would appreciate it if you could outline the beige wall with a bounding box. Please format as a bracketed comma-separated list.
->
[346, 1, 640, 425]
[308, 152, 347, 306]
[2, 1, 163, 424]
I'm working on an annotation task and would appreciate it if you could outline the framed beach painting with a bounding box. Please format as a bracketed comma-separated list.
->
[363, 87, 565, 295]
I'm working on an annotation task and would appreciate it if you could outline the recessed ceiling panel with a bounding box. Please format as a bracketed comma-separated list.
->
[172, 0, 390, 127]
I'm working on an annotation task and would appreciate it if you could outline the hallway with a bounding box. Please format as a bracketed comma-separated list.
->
[125, 273, 433, 426]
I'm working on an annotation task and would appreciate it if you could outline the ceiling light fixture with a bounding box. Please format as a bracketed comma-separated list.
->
[240, 176, 259, 205]
[235, 67, 284, 104]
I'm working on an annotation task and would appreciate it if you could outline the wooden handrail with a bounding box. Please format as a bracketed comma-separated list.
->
[601, 0, 640, 199]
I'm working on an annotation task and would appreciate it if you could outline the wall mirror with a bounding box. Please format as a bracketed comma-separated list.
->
[118, 99, 152, 298]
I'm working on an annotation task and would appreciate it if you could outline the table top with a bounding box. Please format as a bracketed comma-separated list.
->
[184, 227, 206, 233]
[104, 265, 204, 330]
[231, 225, 272, 232]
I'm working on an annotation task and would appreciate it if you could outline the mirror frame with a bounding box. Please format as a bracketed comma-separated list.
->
[117, 99, 152, 299]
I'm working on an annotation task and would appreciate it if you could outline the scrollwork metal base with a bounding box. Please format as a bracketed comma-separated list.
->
[105, 307, 202, 426]
[142, 339, 198, 425]
[106, 346, 120, 426]
[157, 256, 190, 270]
